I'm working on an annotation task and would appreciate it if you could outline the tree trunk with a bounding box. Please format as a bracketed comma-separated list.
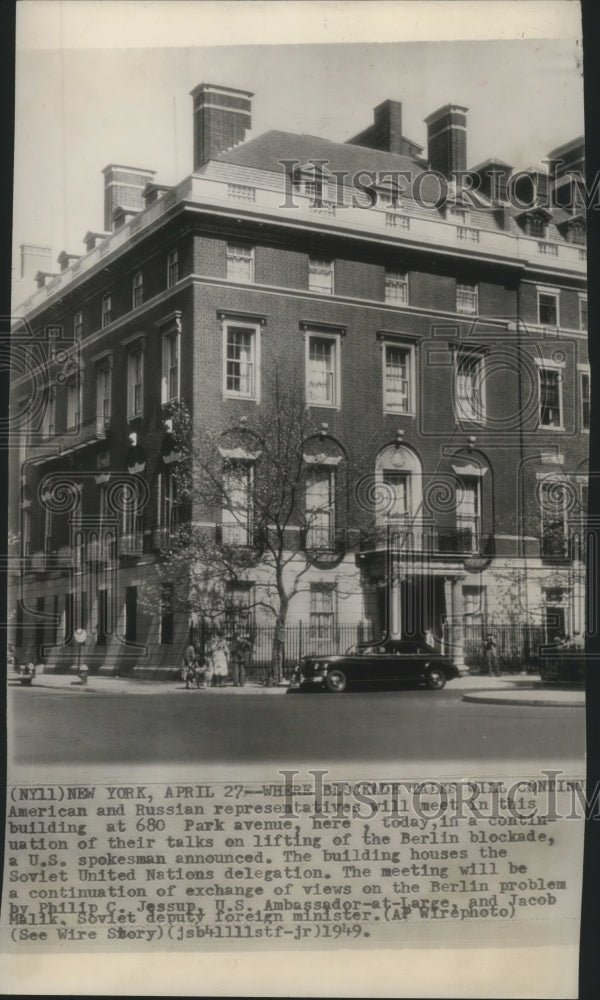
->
[269, 604, 288, 686]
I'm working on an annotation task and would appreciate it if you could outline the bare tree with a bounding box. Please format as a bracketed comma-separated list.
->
[143, 369, 357, 683]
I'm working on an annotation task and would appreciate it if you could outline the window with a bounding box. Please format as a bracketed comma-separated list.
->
[580, 296, 588, 331]
[540, 479, 568, 558]
[537, 290, 559, 328]
[383, 342, 413, 413]
[226, 244, 254, 283]
[305, 468, 335, 549]
[66, 378, 79, 429]
[161, 329, 180, 403]
[96, 362, 111, 427]
[385, 269, 409, 305]
[308, 257, 334, 295]
[538, 365, 563, 429]
[456, 283, 478, 315]
[221, 463, 252, 545]
[132, 271, 143, 309]
[223, 321, 259, 400]
[456, 477, 480, 551]
[382, 471, 409, 520]
[571, 223, 585, 246]
[120, 486, 143, 550]
[41, 385, 56, 438]
[96, 589, 108, 646]
[580, 370, 590, 431]
[310, 584, 336, 637]
[160, 583, 174, 644]
[306, 334, 339, 407]
[167, 249, 179, 288]
[127, 346, 144, 419]
[158, 466, 180, 533]
[73, 311, 83, 340]
[529, 214, 547, 238]
[101, 294, 112, 328]
[22, 507, 31, 557]
[125, 586, 137, 643]
[463, 585, 485, 624]
[455, 350, 485, 422]
[44, 503, 53, 553]
[225, 581, 255, 628]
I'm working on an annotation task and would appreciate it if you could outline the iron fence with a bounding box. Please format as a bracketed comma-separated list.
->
[189, 621, 548, 681]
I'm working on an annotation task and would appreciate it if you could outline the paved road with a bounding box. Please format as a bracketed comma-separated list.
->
[9, 685, 585, 766]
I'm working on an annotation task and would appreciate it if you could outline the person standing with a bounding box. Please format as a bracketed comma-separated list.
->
[182, 644, 197, 690]
[231, 634, 251, 687]
[483, 633, 501, 677]
[211, 630, 230, 687]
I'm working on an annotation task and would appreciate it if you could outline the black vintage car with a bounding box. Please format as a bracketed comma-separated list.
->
[288, 638, 465, 693]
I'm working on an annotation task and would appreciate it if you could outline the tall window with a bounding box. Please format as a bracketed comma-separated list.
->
[73, 311, 83, 340]
[101, 294, 112, 328]
[538, 366, 563, 428]
[66, 378, 79, 429]
[41, 385, 56, 438]
[385, 269, 409, 305]
[540, 479, 568, 558]
[96, 362, 111, 427]
[120, 488, 143, 551]
[22, 507, 31, 557]
[455, 350, 485, 422]
[132, 271, 143, 308]
[305, 468, 335, 549]
[383, 342, 413, 413]
[160, 583, 174, 645]
[310, 584, 336, 637]
[226, 244, 254, 283]
[224, 322, 259, 399]
[222, 463, 252, 546]
[308, 257, 334, 295]
[537, 290, 559, 328]
[580, 370, 590, 431]
[127, 346, 144, 418]
[167, 249, 179, 288]
[158, 466, 180, 533]
[456, 282, 478, 315]
[383, 471, 409, 520]
[161, 329, 180, 403]
[456, 477, 480, 551]
[580, 295, 588, 331]
[306, 334, 339, 407]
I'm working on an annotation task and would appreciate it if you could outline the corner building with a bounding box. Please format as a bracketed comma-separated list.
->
[9, 86, 588, 676]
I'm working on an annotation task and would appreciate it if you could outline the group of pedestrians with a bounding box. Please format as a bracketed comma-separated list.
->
[182, 631, 252, 690]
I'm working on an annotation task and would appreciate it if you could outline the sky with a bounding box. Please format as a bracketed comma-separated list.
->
[12, 1, 584, 282]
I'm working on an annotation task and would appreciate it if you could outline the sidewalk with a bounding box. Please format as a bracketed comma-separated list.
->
[8, 672, 287, 695]
[8, 670, 585, 705]
[460, 674, 585, 708]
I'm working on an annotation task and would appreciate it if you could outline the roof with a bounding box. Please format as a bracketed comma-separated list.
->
[212, 128, 428, 179]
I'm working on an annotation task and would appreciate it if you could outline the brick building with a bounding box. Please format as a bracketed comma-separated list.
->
[9, 84, 588, 676]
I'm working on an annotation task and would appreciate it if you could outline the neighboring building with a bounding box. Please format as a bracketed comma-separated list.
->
[9, 85, 588, 675]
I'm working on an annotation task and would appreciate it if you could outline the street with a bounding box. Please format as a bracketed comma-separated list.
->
[9, 684, 585, 766]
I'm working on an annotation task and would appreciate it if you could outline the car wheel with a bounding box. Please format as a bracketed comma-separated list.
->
[325, 669, 347, 693]
[426, 666, 446, 690]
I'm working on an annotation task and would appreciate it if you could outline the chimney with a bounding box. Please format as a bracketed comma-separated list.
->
[547, 137, 585, 212]
[347, 99, 424, 157]
[20, 243, 51, 281]
[102, 164, 156, 232]
[425, 104, 468, 177]
[190, 83, 253, 170]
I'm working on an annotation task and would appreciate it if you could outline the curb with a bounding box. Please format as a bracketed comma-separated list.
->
[462, 691, 585, 708]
